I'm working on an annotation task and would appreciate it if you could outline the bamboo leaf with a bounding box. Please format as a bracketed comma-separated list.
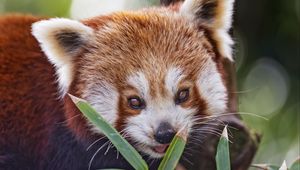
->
[158, 127, 187, 170]
[279, 161, 287, 170]
[69, 94, 148, 170]
[251, 164, 280, 170]
[216, 126, 231, 170]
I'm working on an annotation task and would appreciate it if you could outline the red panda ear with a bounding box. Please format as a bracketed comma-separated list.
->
[179, 0, 235, 60]
[32, 18, 94, 96]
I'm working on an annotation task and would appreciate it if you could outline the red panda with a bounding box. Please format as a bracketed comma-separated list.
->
[0, 0, 235, 169]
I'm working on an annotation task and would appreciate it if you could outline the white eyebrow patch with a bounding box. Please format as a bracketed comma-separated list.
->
[83, 80, 119, 127]
[127, 72, 149, 98]
[197, 59, 227, 114]
[165, 67, 185, 94]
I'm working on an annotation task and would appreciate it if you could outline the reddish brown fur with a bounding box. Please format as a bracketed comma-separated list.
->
[0, 2, 230, 167]
[0, 15, 111, 169]
[64, 10, 218, 134]
[0, 14, 62, 159]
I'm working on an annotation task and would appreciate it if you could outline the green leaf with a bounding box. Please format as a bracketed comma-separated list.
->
[251, 164, 280, 170]
[69, 94, 148, 170]
[158, 128, 187, 170]
[216, 126, 231, 170]
[290, 158, 300, 170]
[266, 166, 280, 170]
[279, 161, 287, 170]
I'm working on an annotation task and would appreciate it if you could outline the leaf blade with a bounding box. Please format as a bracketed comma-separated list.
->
[251, 164, 280, 170]
[158, 128, 187, 170]
[69, 94, 148, 170]
[216, 126, 231, 170]
[279, 160, 287, 170]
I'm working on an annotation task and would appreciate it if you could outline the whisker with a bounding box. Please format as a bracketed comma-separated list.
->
[229, 87, 259, 94]
[104, 142, 113, 155]
[192, 112, 268, 121]
[237, 111, 269, 120]
[183, 147, 195, 156]
[86, 136, 106, 151]
[56, 114, 81, 125]
[116, 149, 119, 159]
[191, 121, 221, 127]
[181, 155, 194, 166]
[191, 129, 222, 137]
[88, 141, 109, 170]
[191, 126, 221, 132]
[188, 136, 205, 143]
[149, 158, 156, 167]
[193, 130, 222, 137]
[185, 141, 206, 152]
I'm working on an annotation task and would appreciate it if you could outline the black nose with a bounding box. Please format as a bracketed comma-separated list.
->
[154, 122, 176, 144]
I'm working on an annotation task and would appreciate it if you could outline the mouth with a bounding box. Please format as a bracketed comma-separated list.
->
[137, 143, 171, 158]
[151, 144, 170, 154]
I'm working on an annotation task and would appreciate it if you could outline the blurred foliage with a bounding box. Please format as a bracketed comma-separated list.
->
[0, 0, 71, 17]
[0, 0, 299, 166]
[233, 0, 299, 166]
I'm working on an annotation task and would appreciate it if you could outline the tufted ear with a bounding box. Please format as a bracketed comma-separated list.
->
[179, 0, 235, 60]
[32, 18, 94, 96]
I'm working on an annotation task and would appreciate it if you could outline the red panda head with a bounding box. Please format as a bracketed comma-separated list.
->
[32, 0, 234, 158]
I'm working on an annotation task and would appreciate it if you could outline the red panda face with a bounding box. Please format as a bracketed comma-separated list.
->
[75, 12, 227, 157]
[32, 0, 234, 158]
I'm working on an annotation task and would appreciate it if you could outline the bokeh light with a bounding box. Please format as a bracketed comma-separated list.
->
[240, 58, 289, 116]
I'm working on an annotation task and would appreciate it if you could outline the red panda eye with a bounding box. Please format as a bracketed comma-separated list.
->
[175, 88, 190, 105]
[128, 96, 146, 110]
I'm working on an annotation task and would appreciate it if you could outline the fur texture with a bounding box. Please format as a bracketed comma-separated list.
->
[0, 0, 234, 169]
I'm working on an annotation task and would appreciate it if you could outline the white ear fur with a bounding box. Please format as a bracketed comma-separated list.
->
[32, 18, 94, 96]
[180, 0, 235, 60]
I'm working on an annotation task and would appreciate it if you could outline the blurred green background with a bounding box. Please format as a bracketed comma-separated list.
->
[0, 0, 299, 167]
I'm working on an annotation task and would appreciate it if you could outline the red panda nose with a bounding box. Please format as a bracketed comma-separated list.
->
[154, 122, 176, 144]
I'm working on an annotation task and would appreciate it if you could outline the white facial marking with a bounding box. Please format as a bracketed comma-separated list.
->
[82, 81, 119, 131]
[197, 59, 227, 114]
[127, 72, 149, 98]
[125, 99, 195, 158]
[124, 68, 196, 158]
[165, 67, 184, 94]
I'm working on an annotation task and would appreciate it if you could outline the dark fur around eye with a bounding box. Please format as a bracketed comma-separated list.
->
[175, 89, 190, 105]
[127, 96, 146, 110]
